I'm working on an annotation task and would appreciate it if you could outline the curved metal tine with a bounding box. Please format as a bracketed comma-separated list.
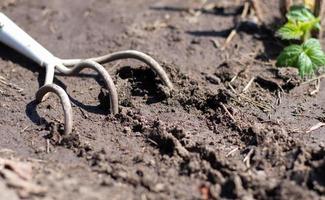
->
[36, 84, 73, 135]
[56, 60, 119, 115]
[37, 64, 56, 102]
[60, 50, 174, 90]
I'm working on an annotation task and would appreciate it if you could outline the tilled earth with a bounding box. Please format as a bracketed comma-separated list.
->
[0, 0, 325, 199]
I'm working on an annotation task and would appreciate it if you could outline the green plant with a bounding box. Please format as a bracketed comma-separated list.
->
[277, 5, 320, 42]
[276, 5, 325, 77]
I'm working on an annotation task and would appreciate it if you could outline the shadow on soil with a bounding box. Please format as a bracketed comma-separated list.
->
[151, 3, 284, 61]
[0, 43, 111, 127]
[150, 4, 242, 16]
[188, 20, 283, 60]
[117, 66, 167, 104]
[0, 43, 167, 129]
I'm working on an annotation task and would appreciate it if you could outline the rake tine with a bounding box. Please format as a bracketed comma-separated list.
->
[56, 60, 119, 115]
[60, 50, 174, 90]
[36, 84, 73, 135]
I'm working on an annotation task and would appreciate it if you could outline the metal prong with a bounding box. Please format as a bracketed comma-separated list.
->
[56, 60, 119, 115]
[36, 84, 73, 135]
[61, 50, 174, 90]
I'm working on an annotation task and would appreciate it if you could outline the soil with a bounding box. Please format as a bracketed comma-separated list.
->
[0, 0, 325, 199]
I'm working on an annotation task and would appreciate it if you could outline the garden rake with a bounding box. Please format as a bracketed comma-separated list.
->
[0, 12, 173, 135]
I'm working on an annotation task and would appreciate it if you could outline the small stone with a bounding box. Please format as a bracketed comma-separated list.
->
[205, 74, 221, 85]
[123, 126, 132, 134]
[152, 183, 165, 192]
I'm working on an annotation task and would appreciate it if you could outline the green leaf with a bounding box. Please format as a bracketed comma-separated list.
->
[276, 22, 303, 40]
[278, 5, 321, 41]
[276, 44, 302, 67]
[303, 38, 325, 67]
[286, 5, 315, 22]
[303, 38, 322, 50]
[277, 39, 325, 77]
[297, 52, 314, 76]
[299, 17, 321, 31]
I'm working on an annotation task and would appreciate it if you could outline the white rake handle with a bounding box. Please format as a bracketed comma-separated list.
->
[0, 12, 57, 67]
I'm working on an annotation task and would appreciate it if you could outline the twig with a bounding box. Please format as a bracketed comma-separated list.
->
[220, 102, 236, 123]
[306, 122, 325, 133]
[230, 75, 238, 83]
[188, 0, 208, 17]
[243, 148, 254, 168]
[20, 126, 30, 134]
[301, 74, 325, 85]
[221, 1, 250, 50]
[228, 83, 238, 94]
[250, 0, 264, 22]
[226, 147, 239, 157]
[0, 78, 24, 92]
[241, 1, 250, 18]
[242, 77, 255, 93]
[147, 138, 158, 146]
[221, 30, 237, 50]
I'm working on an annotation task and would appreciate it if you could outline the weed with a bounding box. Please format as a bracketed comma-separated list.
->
[276, 5, 325, 77]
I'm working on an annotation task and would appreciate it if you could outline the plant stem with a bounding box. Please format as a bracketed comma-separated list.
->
[303, 31, 311, 42]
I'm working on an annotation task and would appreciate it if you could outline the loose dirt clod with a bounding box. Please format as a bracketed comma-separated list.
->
[0, 158, 46, 198]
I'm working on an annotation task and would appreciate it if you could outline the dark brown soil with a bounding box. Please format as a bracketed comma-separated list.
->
[0, 0, 325, 199]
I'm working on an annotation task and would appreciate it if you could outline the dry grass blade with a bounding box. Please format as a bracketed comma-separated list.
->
[0, 75, 23, 92]
[306, 122, 325, 133]
[250, 0, 264, 22]
[220, 102, 237, 123]
[302, 74, 325, 85]
[242, 77, 255, 93]
[243, 148, 254, 168]
[226, 147, 239, 157]
[221, 1, 250, 50]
